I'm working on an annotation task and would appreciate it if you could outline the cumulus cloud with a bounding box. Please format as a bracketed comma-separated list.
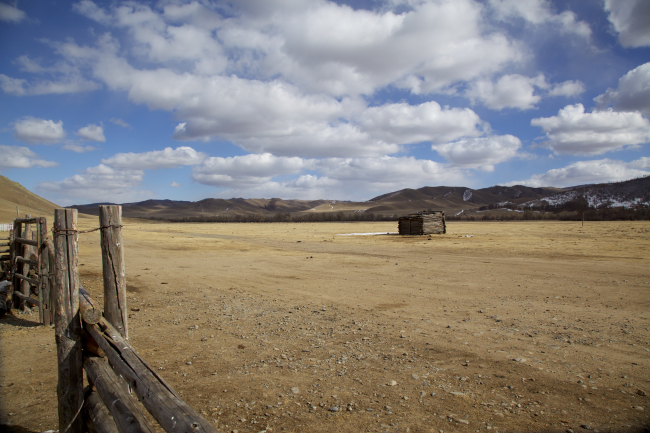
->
[465, 74, 584, 110]
[0, 145, 58, 171]
[102, 146, 206, 170]
[0, 2, 26, 23]
[0, 73, 100, 96]
[62, 144, 98, 153]
[358, 102, 484, 144]
[37, 164, 151, 204]
[76, 124, 106, 142]
[191, 153, 466, 201]
[431, 135, 522, 171]
[604, 0, 650, 48]
[13, 117, 66, 144]
[505, 158, 649, 188]
[531, 104, 650, 155]
[169, 181, 182, 188]
[489, 0, 591, 38]
[110, 118, 131, 128]
[595, 62, 650, 116]
[192, 153, 307, 188]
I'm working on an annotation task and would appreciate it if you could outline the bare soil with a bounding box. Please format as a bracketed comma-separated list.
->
[1, 220, 649, 433]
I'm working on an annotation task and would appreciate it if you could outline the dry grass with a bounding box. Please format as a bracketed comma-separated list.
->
[2, 220, 649, 432]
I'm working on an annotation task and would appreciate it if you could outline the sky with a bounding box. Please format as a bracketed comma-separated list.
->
[1, 0, 649, 205]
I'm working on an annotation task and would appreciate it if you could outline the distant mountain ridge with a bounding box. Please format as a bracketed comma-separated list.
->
[69, 178, 650, 220]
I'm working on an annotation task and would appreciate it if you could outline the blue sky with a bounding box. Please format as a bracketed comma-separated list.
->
[1, 0, 649, 205]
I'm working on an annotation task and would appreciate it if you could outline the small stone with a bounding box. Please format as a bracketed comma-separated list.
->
[411, 374, 419, 380]
[201, 337, 207, 341]
[633, 406, 644, 411]
[450, 392, 465, 397]
[186, 361, 192, 365]
[329, 406, 339, 412]
[291, 387, 300, 394]
[400, 334, 407, 338]
[566, 429, 574, 433]
[513, 358, 526, 363]
[457, 419, 469, 425]
[388, 380, 397, 386]
[637, 390, 647, 397]
[580, 425, 591, 430]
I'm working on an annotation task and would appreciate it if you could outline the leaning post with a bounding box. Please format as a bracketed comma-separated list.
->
[19, 215, 32, 311]
[54, 208, 84, 433]
[99, 205, 128, 339]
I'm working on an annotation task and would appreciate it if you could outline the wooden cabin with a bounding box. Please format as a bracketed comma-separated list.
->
[398, 211, 446, 235]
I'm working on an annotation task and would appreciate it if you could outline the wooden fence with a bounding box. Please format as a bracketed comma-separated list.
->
[0, 215, 54, 324]
[0, 223, 13, 231]
[52, 206, 219, 433]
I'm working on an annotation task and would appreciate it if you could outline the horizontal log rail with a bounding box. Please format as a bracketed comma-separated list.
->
[13, 291, 40, 307]
[14, 237, 38, 246]
[84, 357, 156, 433]
[79, 288, 101, 325]
[85, 389, 120, 433]
[0, 242, 9, 247]
[16, 256, 39, 267]
[15, 273, 39, 286]
[84, 311, 218, 433]
[14, 217, 40, 224]
[0, 255, 10, 261]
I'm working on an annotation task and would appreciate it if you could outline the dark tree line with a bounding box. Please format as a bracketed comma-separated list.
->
[148, 211, 399, 223]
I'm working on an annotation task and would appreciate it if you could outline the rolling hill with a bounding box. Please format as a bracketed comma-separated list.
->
[0, 175, 60, 222]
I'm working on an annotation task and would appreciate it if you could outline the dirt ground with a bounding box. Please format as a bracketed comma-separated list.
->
[1, 219, 649, 433]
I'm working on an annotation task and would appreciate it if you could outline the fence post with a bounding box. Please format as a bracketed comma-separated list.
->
[99, 205, 128, 339]
[54, 208, 84, 433]
[39, 217, 50, 325]
[18, 215, 32, 311]
[11, 220, 21, 308]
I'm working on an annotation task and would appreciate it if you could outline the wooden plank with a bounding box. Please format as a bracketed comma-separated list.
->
[14, 237, 39, 246]
[54, 208, 84, 433]
[16, 256, 39, 267]
[99, 205, 128, 339]
[38, 217, 47, 325]
[14, 217, 40, 224]
[0, 255, 10, 261]
[15, 272, 39, 286]
[43, 239, 55, 326]
[18, 217, 32, 311]
[86, 317, 219, 433]
[13, 291, 40, 307]
[79, 287, 102, 325]
[84, 357, 156, 433]
[85, 389, 120, 433]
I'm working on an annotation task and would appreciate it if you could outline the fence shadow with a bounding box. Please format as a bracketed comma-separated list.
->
[0, 310, 42, 328]
[0, 424, 40, 433]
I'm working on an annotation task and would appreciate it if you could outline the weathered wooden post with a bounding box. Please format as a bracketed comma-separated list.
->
[99, 205, 128, 339]
[54, 208, 84, 433]
[19, 215, 32, 311]
[39, 217, 52, 325]
[11, 219, 21, 308]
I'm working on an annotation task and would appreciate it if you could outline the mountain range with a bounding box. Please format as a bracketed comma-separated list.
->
[1, 175, 647, 223]
[69, 177, 649, 220]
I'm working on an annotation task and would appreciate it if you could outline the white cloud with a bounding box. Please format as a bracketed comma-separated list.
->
[628, 157, 650, 170]
[531, 104, 650, 155]
[76, 124, 106, 142]
[604, 0, 650, 48]
[169, 181, 182, 188]
[190, 153, 466, 201]
[431, 135, 522, 171]
[0, 2, 26, 23]
[192, 153, 307, 188]
[13, 117, 66, 144]
[103, 146, 206, 170]
[62, 143, 98, 153]
[0, 145, 58, 171]
[37, 164, 151, 204]
[547, 80, 585, 97]
[110, 118, 131, 128]
[465, 74, 585, 110]
[595, 62, 650, 116]
[505, 158, 649, 188]
[489, 0, 591, 38]
[357, 102, 484, 144]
